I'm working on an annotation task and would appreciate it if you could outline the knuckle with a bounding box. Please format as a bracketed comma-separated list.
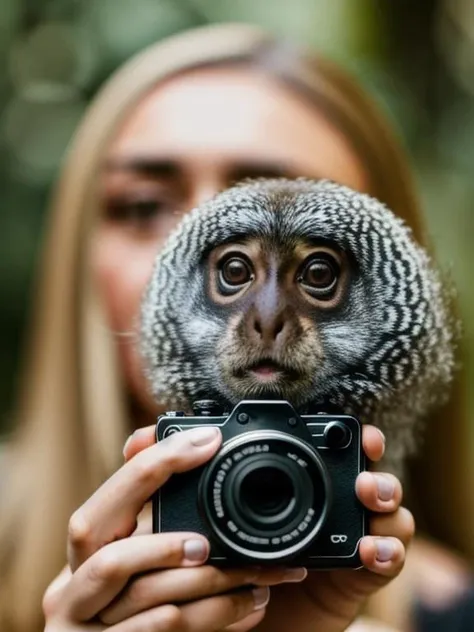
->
[161, 534, 186, 560]
[42, 566, 71, 618]
[133, 455, 160, 486]
[68, 509, 91, 548]
[88, 548, 123, 584]
[227, 590, 254, 621]
[159, 448, 182, 474]
[126, 574, 152, 606]
[42, 586, 59, 618]
[133, 447, 180, 486]
[202, 566, 227, 593]
[158, 604, 184, 631]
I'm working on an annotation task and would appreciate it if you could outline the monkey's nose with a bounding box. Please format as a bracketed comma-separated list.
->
[249, 310, 290, 347]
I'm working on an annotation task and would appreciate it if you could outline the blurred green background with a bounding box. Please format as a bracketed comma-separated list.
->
[0, 0, 472, 434]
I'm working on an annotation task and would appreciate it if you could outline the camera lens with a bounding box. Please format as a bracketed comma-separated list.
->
[226, 454, 316, 536]
[199, 430, 331, 562]
[229, 457, 303, 530]
[240, 466, 294, 517]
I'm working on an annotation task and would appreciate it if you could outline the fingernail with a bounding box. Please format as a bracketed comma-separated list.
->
[282, 567, 308, 582]
[183, 538, 208, 562]
[376, 539, 395, 562]
[375, 474, 395, 501]
[252, 586, 270, 610]
[187, 426, 220, 446]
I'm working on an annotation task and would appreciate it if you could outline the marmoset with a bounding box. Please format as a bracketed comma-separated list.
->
[140, 179, 457, 472]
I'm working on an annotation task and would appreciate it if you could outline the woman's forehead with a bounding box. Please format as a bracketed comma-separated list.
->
[105, 66, 369, 192]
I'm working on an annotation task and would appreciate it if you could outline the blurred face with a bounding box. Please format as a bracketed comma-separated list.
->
[92, 67, 370, 423]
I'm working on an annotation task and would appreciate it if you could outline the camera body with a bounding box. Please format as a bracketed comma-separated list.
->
[153, 400, 366, 568]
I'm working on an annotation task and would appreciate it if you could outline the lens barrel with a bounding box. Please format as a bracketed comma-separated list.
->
[198, 430, 331, 562]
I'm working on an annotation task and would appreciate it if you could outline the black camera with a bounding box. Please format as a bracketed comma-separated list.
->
[152, 400, 366, 568]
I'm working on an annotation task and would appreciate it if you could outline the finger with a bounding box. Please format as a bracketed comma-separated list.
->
[100, 567, 256, 625]
[305, 536, 406, 611]
[370, 507, 415, 547]
[362, 425, 385, 463]
[223, 608, 267, 631]
[127, 424, 385, 464]
[358, 536, 406, 578]
[356, 472, 402, 513]
[123, 426, 156, 461]
[111, 587, 270, 632]
[100, 565, 305, 624]
[63, 533, 210, 621]
[42, 566, 72, 618]
[68, 426, 222, 570]
[179, 587, 270, 631]
[128, 424, 386, 464]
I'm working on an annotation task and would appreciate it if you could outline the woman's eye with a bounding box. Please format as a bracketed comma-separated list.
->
[104, 191, 184, 237]
[218, 256, 254, 294]
[106, 196, 167, 222]
[298, 255, 339, 299]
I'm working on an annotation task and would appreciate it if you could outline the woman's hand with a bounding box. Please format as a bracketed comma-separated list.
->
[42, 426, 307, 631]
[119, 424, 414, 632]
[254, 424, 415, 632]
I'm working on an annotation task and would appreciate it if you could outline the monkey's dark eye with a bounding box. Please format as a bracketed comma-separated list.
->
[298, 255, 339, 299]
[218, 256, 254, 295]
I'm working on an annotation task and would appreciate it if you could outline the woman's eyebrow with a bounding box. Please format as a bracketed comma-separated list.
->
[103, 157, 313, 181]
[104, 157, 180, 178]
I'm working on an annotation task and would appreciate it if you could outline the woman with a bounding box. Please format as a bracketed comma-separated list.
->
[0, 23, 471, 632]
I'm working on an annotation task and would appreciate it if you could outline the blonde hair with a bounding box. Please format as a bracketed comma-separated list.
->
[0, 23, 471, 632]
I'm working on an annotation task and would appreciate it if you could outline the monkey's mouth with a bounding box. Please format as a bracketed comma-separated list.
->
[234, 359, 302, 382]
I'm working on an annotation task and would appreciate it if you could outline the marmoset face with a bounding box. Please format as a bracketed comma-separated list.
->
[91, 66, 370, 422]
[206, 239, 349, 404]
